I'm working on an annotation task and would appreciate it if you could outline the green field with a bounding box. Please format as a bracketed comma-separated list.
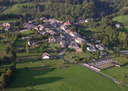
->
[3, 55, 121, 91]
[112, 57, 128, 64]
[102, 65, 128, 84]
[0, 19, 17, 23]
[64, 52, 90, 62]
[20, 30, 34, 36]
[3, 3, 36, 14]
[113, 15, 128, 31]
[113, 15, 128, 24]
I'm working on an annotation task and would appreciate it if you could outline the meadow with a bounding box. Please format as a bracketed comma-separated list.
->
[4, 54, 121, 91]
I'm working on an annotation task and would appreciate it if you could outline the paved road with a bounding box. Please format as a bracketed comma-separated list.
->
[58, 49, 128, 87]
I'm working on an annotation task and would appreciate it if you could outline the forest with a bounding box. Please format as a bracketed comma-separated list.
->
[0, 0, 127, 21]
[0, 0, 128, 49]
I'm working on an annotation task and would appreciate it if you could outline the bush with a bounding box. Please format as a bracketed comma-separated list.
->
[0, 73, 10, 87]
[0, 62, 16, 88]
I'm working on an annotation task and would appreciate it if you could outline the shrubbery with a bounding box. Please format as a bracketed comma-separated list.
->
[0, 62, 16, 88]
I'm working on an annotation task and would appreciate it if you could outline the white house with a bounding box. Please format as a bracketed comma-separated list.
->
[87, 46, 97, 52]
[42, 52, 50, 60]
[95, 44, 105, 50]
[75, 37, 84, 44]
[115, 24, 121, 28]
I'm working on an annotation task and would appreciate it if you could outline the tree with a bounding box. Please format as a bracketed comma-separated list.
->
[26, 42, 29, 53]
[0, 73, 10, 87]
[40, 46, 43, 53]
[81, 41, 87, 52]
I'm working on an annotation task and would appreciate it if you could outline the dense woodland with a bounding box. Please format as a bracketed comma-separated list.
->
[0, 0, 128, 20]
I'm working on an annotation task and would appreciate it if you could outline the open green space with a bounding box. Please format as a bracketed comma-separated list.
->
[3, 3, 36, 14]
[102, 65, 128, 85]
[20, 30, 34, 36]
[64, 52, 89, 62]
[0, 19, 17, 23]
[113, 15, 128, 24]
[3, 55, 121, 91]
[112, 57, 128, 64]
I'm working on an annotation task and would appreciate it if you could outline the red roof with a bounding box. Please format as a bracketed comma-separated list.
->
[64, 22, 71, 25]
[66, 30, 71, 33]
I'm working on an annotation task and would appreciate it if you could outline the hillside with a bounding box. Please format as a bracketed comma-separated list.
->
[0, 0, 112, 21]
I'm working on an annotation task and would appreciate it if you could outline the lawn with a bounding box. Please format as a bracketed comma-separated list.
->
[102, 65, 128, 84]
[4, 55, 121, 91]
[112, 57, 128, 64]
[64, 51, 90, 62]
[0, 19, 17, 23]
[113, 15, 128, 24]
[20, 30, 34, 36]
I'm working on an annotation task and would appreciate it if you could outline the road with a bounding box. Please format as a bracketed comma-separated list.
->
[57, 49, 128, 87]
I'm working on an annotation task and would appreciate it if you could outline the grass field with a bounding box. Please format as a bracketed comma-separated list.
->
[20, 30, 34, 36]
[3, 3, 36, 14]
[113, 15, 128, 31]
[0, 19, 17, 23]
[4, 54, 121, 91]
[113, 15, 128, 24]
[102, 65, 128, 84]
[112, 57, 128, 64]
[64, 52, 90, 62]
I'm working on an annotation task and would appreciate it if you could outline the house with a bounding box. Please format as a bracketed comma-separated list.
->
[49, 36, 62, 43]
[42, 52, 50, 60]
[22, 23, 29, 28]
[2, 22, 14, 27]
[48, 30, 56, 35]
[75, 37, 85, 44]
[22, 36, 29, 40]
[95, 44, 105, 50]
[68, 41, 83, 52]
[87, 45, 97, 52]
[40, 17, 47, 21]
[95, 40, 101, 44]
[60, 34, 65, 39]
[100, 51, 108, 58]
[49, 18, 59, 23]
[34, 26, 39, 31]
[28, 41, 37, 46]
[68, 41, 80, 49]
[64, 21, 71, 26]
[39, 31, 46, 35]
[4, 27, 11, 31]
[115, 24, 121, 28]
[77, 18, 85, 23]
[20, 29, 29, 33]
[60, 41, 68, 48]
[65, 29, 71, 33]
[39, 26, 45, 31]
[69, 31, 79, 37]
[85, 18, 93, 23]
[60, 25, 68, 30]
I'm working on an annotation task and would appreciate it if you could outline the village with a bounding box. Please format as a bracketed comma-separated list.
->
[0, 17, 128, 72]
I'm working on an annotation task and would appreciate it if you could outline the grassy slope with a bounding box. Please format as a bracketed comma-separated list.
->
[113, 15, 128, 24]
[5, 57, 121, 91]
[0, 19, 17, 23]
[3, 3, 36, 14]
